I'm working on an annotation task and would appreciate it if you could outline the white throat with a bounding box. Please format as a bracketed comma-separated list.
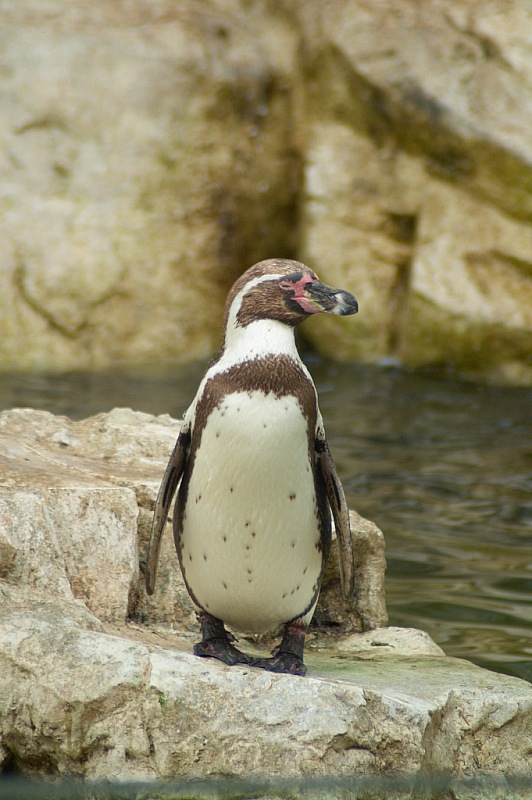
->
[222, 317, 299, 366]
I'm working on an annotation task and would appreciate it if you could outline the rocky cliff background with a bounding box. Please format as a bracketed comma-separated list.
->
[1, 0, 531, 384]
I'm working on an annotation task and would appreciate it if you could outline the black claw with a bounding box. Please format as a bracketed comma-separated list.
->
[193, 637, 255, 666]
[251, 652, 307, 676]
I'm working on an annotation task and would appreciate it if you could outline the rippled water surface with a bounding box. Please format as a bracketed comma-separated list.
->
[1, 360, 530, 682]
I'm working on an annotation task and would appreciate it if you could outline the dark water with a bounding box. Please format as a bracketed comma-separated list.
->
[1, 359, 530, 683]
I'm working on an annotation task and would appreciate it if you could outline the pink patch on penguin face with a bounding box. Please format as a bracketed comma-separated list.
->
[279, 273, 321, 314]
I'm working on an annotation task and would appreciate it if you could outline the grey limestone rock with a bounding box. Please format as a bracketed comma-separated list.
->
[0, 407, 530, 784]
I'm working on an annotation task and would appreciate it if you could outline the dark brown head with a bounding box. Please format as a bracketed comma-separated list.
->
[223, 259, 358, 334]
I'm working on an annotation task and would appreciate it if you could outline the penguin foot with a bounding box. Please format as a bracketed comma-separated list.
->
[194, 611, 254, 666]
[250, 652, 307, 676]
[249, 619, 308, 675]
[193, 638, 254, 666]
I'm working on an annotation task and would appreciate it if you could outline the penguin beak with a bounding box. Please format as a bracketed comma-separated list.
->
[303, 280, 359, 316]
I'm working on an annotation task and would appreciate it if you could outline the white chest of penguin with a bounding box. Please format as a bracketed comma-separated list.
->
[180, 390, 324, 634]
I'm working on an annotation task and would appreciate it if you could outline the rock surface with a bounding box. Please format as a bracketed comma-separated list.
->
[295, 0, 532, 384]
[0, 1, 298, 369]
[0, 406, 531, 785]
[1, 598, 531, 784]
[0, 1, 531, 383]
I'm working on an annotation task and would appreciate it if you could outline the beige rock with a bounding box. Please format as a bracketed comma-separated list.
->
[0, 1, 298, 370]
[0, 1, 531, 383]
[318, 509, 388, 633]
[0, 534, 16, 578]
[0, 581, 104, 632]
[301, 119, 532, 383]
[295, 0, 532, 217]
[0, 605, 531, 781]
[295, 0, 532, 383]
[0, 487, 138, 624]
[0, 406, 531, 784]
[0, 406, 179, 485]
[401, 182, 532, 383]
[299, 123, 416, 363]
[336, 626, 445, 657]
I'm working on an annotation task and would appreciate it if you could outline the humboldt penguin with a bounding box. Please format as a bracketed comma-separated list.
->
[146, 259, 358, 676]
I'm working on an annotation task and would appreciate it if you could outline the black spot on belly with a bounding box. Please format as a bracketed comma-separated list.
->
[251, 531, 256, 538]
[289, 493, 296, 500]
[230, 486, 234, 493]
[290, 540, 296, 548]
[303, 566, 308, 574]
[223, 535, 227, 543]
[188, 554, 193, 562]
[203, 553, 208, 561]
[223, 581, 228, 589]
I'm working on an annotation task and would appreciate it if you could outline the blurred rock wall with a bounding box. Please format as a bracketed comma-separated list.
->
[1, 0, 531, 383]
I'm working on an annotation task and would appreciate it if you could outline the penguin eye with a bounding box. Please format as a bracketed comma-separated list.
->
[279, 272, 303, 291]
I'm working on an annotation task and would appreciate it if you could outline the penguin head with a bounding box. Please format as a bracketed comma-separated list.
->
[225, 259, 358, 332]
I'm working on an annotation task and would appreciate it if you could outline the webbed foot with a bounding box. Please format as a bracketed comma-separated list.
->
[194, 611, 254, 666]
[250, 652, 307, 676]
[251, 619, 308, 676]
[193, 638, 254, 666]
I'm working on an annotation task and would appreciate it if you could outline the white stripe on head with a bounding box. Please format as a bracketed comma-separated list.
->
[225, 272, 285, 335]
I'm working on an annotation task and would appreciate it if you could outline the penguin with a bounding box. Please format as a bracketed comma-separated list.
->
[145, 258, 358, 676]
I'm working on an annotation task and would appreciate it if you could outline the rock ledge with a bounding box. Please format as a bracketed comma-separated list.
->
[0, 408, 531, 782]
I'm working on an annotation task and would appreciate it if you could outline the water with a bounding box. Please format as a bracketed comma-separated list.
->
[1, 359, 530, 683]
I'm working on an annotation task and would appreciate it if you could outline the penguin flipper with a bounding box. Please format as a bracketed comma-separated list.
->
[145, 426, 190, 595]
[316, 437, 355, 599]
